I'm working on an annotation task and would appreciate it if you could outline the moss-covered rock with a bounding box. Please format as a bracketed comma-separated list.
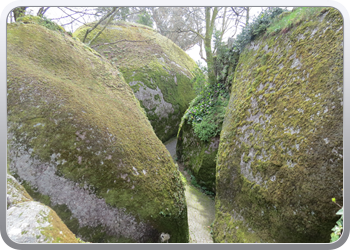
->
[16, 15, 66, 32]
[177, 119, 218, 192]
[213, 7, 343, 243]
[73, 21, 197, 142]
[7, 201, 83, 243]
[6, 174, 83, 243]
[7, 174, 33, 209]
[7, 21, 188, 243]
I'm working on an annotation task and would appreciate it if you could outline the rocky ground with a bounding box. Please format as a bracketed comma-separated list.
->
[164, 138, 215, 243]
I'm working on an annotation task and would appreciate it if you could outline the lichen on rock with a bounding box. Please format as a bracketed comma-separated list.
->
[213, 7, 343, 243]
[7, 20, 188, 243]
[7, 201, 80, 243]
[6, 174, 82, 243]
[73, 21, 197, 142]
[7, 174, 33, 209]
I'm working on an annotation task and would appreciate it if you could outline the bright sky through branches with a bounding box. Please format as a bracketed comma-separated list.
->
[22, 6, 292, 65]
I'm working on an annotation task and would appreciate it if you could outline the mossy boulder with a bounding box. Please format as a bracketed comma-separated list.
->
[7, 174, 33, 209]
[213, 8, 343, 243]
[6, 174, 83, 243]
[7, 201, 83, 243]
[73, 21, 197, 142]
[177, 119, 218, 192]
[7, 21, 188, 243]
[16, 15, 66, 32]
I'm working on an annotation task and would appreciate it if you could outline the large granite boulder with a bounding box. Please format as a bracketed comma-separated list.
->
[7, 175, 82, 243]
[213, 8, 343, 243]
[7, 174, 33, 209]
[7, 19, 188, 243]
[73, 21, 197, 142]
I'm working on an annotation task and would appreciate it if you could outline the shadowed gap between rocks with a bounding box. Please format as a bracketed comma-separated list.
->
[164, 137, 215, 243]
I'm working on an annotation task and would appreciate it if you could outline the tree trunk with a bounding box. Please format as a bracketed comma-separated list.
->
[37, 7, 50, 17]
[13, 7, 27, 21]
[204, 7, 218, 85]
[246, 7, 250, 25]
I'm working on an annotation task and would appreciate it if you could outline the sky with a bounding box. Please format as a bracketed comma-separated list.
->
[185, 7, 292, 64]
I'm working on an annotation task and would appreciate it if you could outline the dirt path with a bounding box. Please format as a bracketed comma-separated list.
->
[164, 138, 215, 243]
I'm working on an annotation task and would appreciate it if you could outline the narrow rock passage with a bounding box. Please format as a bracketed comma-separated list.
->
[164, 138, 215, 243]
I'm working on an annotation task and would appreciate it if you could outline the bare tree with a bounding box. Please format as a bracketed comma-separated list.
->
[166, 7, 248, 85]
[50, 7, 99, 33]
[80, 7, 120, 45]
[37, 7, 50, 17]
[151, 7, 202, 51]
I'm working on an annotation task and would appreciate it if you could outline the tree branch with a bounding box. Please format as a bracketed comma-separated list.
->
[82, 7, 118, 44]
[87, 7, 121, 46]
[175, 28, 205, 40]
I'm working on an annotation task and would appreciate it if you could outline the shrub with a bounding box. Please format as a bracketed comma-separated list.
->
[193, 114, 218, 142]
[231, 8, 285, 52]
[183, 80, 229, 142]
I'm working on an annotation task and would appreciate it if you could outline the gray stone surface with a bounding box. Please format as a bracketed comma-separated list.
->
[8, 141, 150, 242]
[7, 201, 53, 243]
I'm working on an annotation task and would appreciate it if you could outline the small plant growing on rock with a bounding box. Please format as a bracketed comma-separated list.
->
[330, 198, 343, 243]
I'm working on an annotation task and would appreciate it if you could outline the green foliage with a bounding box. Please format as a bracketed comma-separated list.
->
[119, 7, 131, 21]
[40, 16, 65, 32]
[213, 29, 238, 83]
[191, 61, 208, 95]
[136, 11, 153, 27]
[330, 198, 343, 243]
[95, 7, 130, 22]
[179, 28, 240, 142]
[190, 174, 200, 187]
[231, 8, 285, 52]
[183, 79, 229, 142]
[193, 114, 218, 142]
[230, 7, 325, 53]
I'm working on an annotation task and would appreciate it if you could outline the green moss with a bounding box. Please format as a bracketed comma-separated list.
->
[16, 15, 66, 33]
[7, 22, 188, 242]
[73, 21, 197, 142]
[40, 209, 80, 243]
[7, 175, 82, 243]
[177, 119, 218, 192]
[214, 7, 343, 243]
[266, 7, 325, 36]
[6, 175, 33, 208]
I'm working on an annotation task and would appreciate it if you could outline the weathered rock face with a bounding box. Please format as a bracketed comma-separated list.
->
[7, 174, 33, 209]
[7, 21, 188, 243]
[73, 21, 197, 142]
[177, 120, 218, 192]
[213, 8, 343, 243]
[7, 175, 81, 243]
